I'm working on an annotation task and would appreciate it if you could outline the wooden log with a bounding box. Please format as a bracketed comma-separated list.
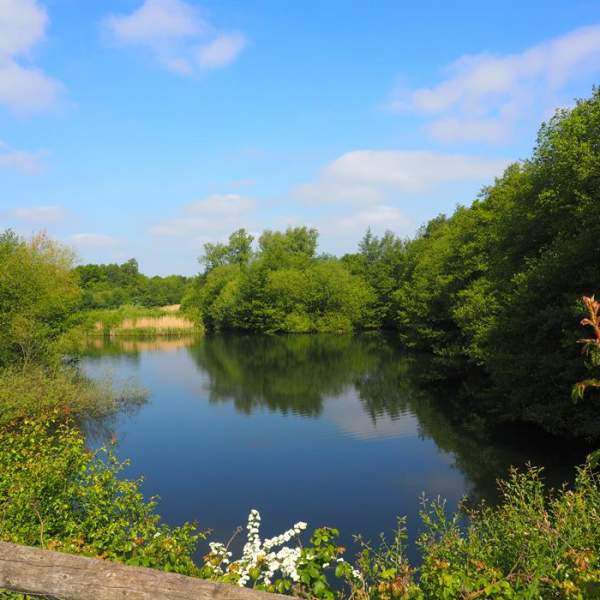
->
[0, 542, 287, 600]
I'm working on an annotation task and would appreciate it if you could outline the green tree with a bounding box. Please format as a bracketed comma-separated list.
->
[0, 231, 81, 367]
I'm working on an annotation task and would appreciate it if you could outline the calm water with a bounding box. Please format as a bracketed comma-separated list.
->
[81, 333, 582, 561]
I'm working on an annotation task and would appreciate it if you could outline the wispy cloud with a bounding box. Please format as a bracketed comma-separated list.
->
[333, 205, 410, 236]
[196, 32, 246, 68]
[0, 141, 45, 174]
[296, 150, 510, 204]
[70, 233, 122, 249]
[12, 204, 65, 222]
[0, 0, 62, 114]
[104, 0, 246, 75]
[150, 193, 256, 240]
[388, 24, 600, 144]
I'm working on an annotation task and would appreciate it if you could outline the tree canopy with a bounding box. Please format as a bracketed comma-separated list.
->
[75, 259, 191, 309]
[0, 231, 80, 367]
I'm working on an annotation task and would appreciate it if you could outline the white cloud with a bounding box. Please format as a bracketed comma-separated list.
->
[296, 150, 509, 204]
[105, 0, 201, 45]
[0, 0, 62, 113]
[186, 193, 254, 216]
[150, 193, 255, 239]
[12, 205, 64, 222]
[196, 32, 245, 68]
[334, 205, 410, 235]
[105, 0, 246, 74]
[70, 233, 121, 248]
[0, 141, 45, 174]
[389, 24, 600, 143]
[0, 0, 46, 57]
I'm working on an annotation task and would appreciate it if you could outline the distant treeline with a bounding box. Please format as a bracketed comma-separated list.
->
[2, 89, 599, 439]
[182, 88, 600, 439]
[75, 259, 191, 309]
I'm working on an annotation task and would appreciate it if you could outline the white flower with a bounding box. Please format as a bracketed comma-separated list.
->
[209, 509, 309, 588]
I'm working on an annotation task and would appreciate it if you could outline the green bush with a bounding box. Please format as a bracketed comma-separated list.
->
[0, 417, 204, 574]
[75, 258, 191, 309]
[389, 89, 600, 439]
[0, 231, 80, 368]
[415, 464, 600, 599]
[193, 228, 375, 333]
[0, 366, 145, 429]
[3, 422, 598, 599]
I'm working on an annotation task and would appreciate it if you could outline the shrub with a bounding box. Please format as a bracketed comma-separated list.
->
[0, 418, 205, 574]
[415, 464, 600, 598]
[0, 366, 145, 429]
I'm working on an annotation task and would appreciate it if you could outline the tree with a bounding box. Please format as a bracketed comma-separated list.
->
[0, 231, 81, 367]
[201, 229, 254, 273]
[226, 229, 254, 266]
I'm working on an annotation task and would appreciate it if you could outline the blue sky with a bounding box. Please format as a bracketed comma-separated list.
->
[1, 0, 600, 275]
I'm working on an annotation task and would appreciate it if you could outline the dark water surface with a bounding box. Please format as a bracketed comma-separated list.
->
[81, 333, 583, 561]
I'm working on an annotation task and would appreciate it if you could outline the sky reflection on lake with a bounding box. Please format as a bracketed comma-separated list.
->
[81, 334, 582, 560]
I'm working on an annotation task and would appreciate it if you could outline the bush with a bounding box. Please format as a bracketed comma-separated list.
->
[415, 464, 600, 598]
[193, 228, 374, 333]
[2, 415, 599, 598]
[0, 418, 204, 574]
[0, 366, 145, 429]
[0, 231, 80, 368]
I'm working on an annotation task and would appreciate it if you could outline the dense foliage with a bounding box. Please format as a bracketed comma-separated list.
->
[0, 231, 80, 368]
[76, 258, 191, 309]
[2, 417, 599, 598]
[182, 89, 600, 439]
[386, 89, 600, 439]
[183, 227, 375, 333]
[0, 418, 204, 573]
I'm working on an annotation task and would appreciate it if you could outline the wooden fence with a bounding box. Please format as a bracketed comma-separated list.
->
[0, 542, 287, 600]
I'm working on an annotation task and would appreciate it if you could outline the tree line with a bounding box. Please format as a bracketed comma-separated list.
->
[2, 88, 599, 439]
[1, 89, 600, 599]
[184, 88, 600, 439]
[75, 259, 191, 309]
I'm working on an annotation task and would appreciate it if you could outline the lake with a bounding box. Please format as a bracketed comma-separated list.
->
[81, 333, 583, 562]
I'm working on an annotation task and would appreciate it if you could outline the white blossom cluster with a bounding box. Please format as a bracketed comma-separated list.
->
[205, 509, 308, 587]
[205, 509, 361, 588]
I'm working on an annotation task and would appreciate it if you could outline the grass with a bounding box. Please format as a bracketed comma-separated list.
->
[81, 305, 202, 337]
[0, 365, 146, 429]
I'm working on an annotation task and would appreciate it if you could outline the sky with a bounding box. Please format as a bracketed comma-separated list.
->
[1, 0, 600, 275]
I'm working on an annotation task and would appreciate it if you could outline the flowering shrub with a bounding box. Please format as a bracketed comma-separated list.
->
[2, 418, 600, 599]
[201, 510, 359, 597]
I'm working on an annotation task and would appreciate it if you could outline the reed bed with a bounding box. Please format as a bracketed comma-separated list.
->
[86, 305, 201, 338]
[117, 315, 195, 332]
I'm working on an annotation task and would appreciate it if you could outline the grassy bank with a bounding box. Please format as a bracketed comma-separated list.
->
[1, 416, 599, 598]
[0, 366, 146, 429]
[80, 304, 202, 337]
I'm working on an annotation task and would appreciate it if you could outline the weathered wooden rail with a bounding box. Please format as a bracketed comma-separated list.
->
[0, 542, 286, 600]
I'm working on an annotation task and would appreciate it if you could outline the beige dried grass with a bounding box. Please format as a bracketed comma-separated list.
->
[117, 315, 195, 331]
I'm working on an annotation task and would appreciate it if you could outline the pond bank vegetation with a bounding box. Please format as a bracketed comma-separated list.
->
[1, 88, 600, 598]
[87, 305, 200, 337]
[1, 415, 599, 598]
